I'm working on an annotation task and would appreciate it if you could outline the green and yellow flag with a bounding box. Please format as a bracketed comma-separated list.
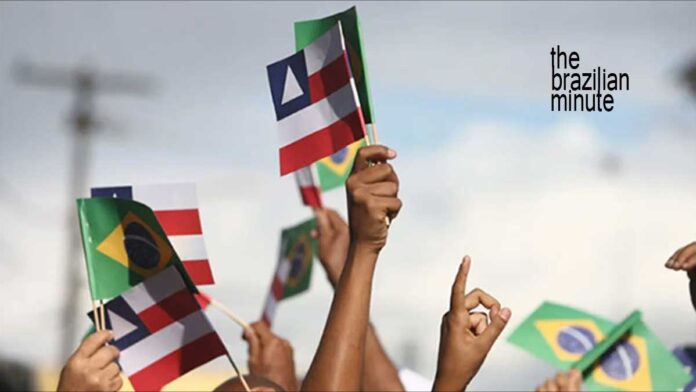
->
[315, 138, 366, 192]
[77, 198, 196, 300]
[280, 218, 317, 299]
[295, 6, 375, 124]
[508, 302, 691, 391]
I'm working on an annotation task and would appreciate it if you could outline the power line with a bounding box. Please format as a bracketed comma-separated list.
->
[13, 61, 156, 360]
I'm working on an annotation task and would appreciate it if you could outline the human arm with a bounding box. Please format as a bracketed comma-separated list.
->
[302, 145, 401, 391]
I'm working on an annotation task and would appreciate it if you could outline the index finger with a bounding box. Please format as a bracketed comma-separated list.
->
[352, 145, 397, 173]
[450, 256, 471, 312]
[76, 330, 113, 358]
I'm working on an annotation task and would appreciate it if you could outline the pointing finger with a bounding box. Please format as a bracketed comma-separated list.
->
[450, 256, 471, 312]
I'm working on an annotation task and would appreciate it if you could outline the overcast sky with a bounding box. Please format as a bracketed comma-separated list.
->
[1, 1, 696, 390]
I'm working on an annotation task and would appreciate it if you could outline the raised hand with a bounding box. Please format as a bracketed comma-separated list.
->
[313, 208, 350, 287]
[243, 322, 298, 392]
[535, 370, 582, 392]
[302, 145, 401, 391]
[346, 145, 401, 254]
[57, 330, 122, 392]
[666, 241, 696, 312]
[433, 256, 512, 392]
[666, 241, 696, 278]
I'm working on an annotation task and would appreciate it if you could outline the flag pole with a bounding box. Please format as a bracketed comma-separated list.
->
[92, 300, 101, 331]
[369, 123, 379, 145]
[225, 352, 251, 392]
[99, 300, 106, 331]
[209, 298, 251, 331]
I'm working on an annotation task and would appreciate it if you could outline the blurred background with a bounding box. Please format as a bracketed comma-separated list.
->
[1, 1, 695, 390]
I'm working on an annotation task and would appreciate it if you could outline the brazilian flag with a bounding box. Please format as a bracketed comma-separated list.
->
[295, 6, 375, 124]
[508, 302, 691, 391]
[77, 198, 196, 300]
[315, 139, 366, 192]
[280, 218, 317, 299]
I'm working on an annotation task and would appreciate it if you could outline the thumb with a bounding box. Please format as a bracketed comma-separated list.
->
[480, 307, 511, 349]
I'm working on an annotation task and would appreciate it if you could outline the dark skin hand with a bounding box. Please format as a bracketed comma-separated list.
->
[535, 370, 582, 392]
[243, 321, 298, 392]
[313, 208, 404, 391]
[302, 145, 402, 391]
[57, 330, 123, 392]
[432, 256, 511, 392]
[665, 241, 696, 311]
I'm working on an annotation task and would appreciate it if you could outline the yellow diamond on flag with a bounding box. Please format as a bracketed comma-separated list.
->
[96, 212, 173, 278]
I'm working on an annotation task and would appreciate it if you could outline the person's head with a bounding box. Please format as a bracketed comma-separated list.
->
[214, 374, 285, 392]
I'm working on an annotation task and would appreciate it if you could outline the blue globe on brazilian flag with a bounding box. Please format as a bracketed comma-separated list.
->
[508, 302, 691, 391]
[315, 139, 366, 192]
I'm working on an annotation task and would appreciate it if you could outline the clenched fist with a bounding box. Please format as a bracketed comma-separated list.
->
[346, 145, 401, 254]
[433, 256, 511, 391]
[57, 330, 122, 392]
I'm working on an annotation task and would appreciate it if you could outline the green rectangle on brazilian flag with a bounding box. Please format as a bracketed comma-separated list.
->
[77, 198, 196, 300]
[280, 218, 317, 299]
[295, 6, 375, 124]
[508, 302, 691, 391]
[316, 138, 366, 191]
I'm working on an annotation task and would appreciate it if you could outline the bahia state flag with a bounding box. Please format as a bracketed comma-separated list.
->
[315, 138, 366, 192]
[91, 183, 215, 285]
[261, 218, 317, 326]
[295, 6, 375, 125]
[88, 266, 226, 391]
[508, 302, 691, 391]
[295, 166, 323, 208]
[77, 197, 196, 300]
[267, 22, 367, 176]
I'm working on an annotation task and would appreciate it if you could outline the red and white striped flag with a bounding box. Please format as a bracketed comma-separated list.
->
[267, 22, 367, 176]
[294, 166, 323, 208]
[91, 183, 215, 285]
[261, 254, 291, 326]
[89, 266, 226, 391]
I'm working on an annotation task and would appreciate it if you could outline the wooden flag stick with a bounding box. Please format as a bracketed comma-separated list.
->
[92, 300, 101, 331]
[99, 300, 106, 331]
[369, 123, 380, 145]
[209, 298, 251, 331]
[225, 352, 251, 392]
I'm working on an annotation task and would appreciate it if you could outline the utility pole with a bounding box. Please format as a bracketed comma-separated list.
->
[14, 62, 155, 360]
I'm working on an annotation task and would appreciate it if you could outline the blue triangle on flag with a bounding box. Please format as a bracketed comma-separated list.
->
[88, 296, 150, 351]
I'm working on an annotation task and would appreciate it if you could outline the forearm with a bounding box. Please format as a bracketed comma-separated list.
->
[363, 324, 404, 391]
[302, 244, 377, 391]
